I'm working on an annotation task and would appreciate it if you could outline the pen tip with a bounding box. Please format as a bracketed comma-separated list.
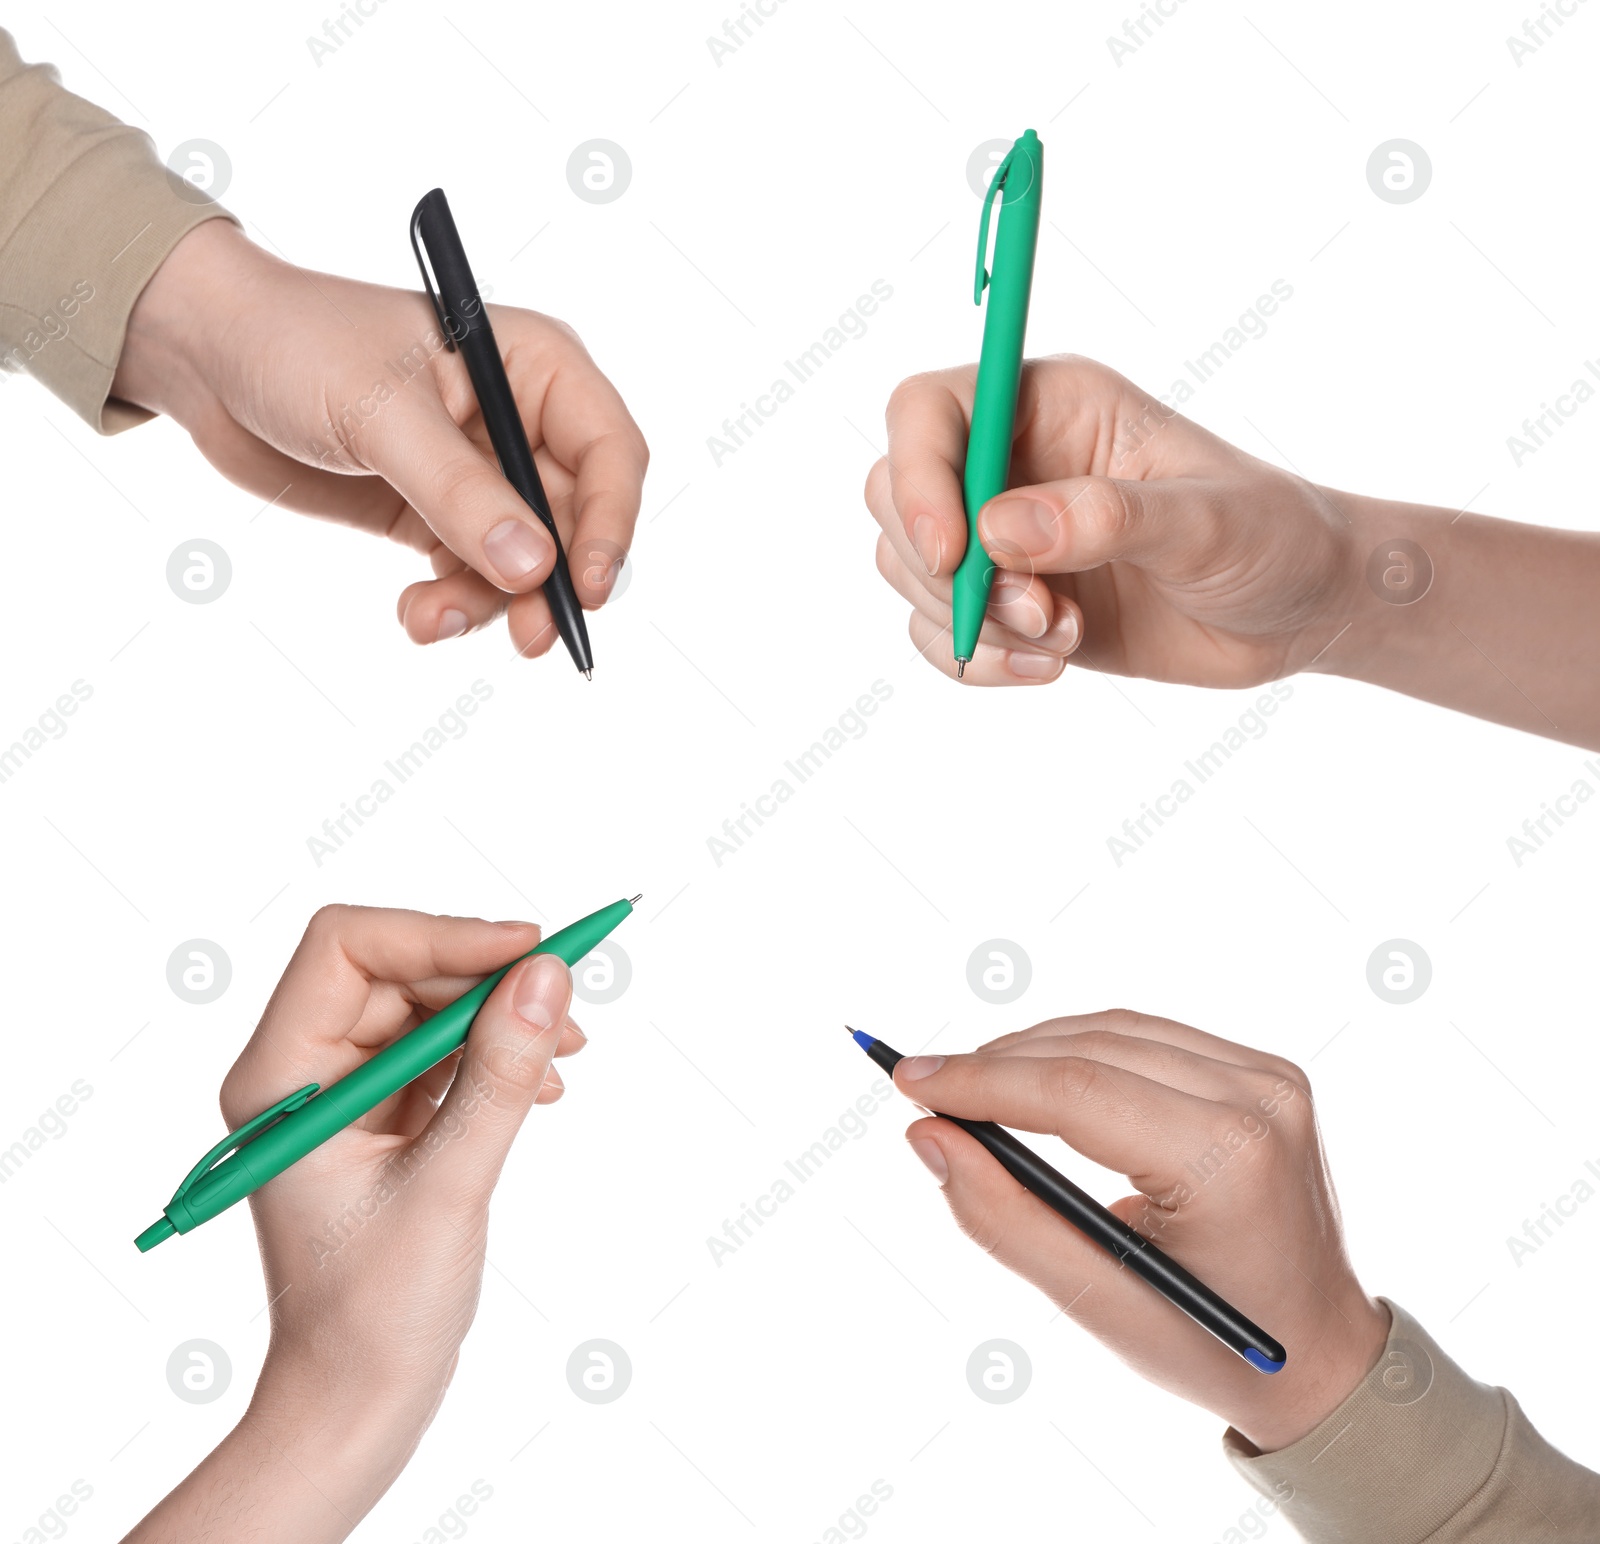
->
[955, 659, 967, 679]
[628, 893, 643, 905]
[583, 669, 594, 681]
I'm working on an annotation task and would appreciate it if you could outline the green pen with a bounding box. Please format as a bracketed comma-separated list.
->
[952, 128, 1043, 677]
[134, 895, 639, 1252]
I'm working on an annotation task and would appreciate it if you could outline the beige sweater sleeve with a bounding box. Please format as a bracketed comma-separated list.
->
[0, 27, 236, 432]
[1225, 1299, 1600, 1542]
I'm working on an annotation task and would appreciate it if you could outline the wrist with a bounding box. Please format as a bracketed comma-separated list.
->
[1297, 487, 1451, 685]
[124, 1355, 437, 1544]
[248, 1349, 440, 1487]
[111, 219, 262, 423]
[1232, 1294, 1391, 1453]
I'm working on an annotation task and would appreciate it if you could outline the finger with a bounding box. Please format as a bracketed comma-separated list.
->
[534, 1062, 565, 1104]
[906, 611, 1065, 687]
[506, 588, 560, 660]
[976, 1010, 1308, 1091]
[363, 401, 558, 594]
[983, 1031, 1281, 1106]
[396, 568, 509, 645]
[891, 1047, 1219, 1196]
[512, 328, 647, 610]
[882, 370, 975, 577]
[878, 534, 1080, 654]
[381, 1049, 463, 1140]
[567, 527, 629, 610]
[564, 428, 646, 608]
[225, 910, 540, 1122]
[905, 1115, 1127, 1298]
[865, 456, 936, 587]
[421, 952, 573, 1195]
[554, 1016, 587, 1058]
[905, 1117, 1259, 1382]
[977, 474, 1210, 578]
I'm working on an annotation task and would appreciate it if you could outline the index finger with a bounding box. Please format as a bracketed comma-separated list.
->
[883, 368, 974, 578]
[223, 908, 541, 1120]
[891, 1049, 1221, 1197]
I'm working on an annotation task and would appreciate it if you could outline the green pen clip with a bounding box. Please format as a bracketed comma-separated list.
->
[973, 145, 1016, 303]
[973, 141, 1041, 304]
[135, 1083, 320, 1251]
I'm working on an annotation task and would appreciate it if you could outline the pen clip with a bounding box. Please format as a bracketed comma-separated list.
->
[169, 1083, 320, 1206]
[973, 145, 1018, 305]
[409, 191, 457, 353]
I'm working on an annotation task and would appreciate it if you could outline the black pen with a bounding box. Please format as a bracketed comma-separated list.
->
[409, 188, 593, 677]
[848, 1029, 1287, 1374]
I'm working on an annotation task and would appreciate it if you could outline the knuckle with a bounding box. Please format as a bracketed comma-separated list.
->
[1046, 352, 1135, 400]
[1043, 1055, 1100, 1112]
[1047, 350, 1104, 377]
[1067, 476, 1134, 547]
[1242, 1067, 1296, 1111]
[1273, 1079, 1316, 1130]
[531, 311, 583, 350]
[435, 458, 497, 519]
[979, 1027, 1026, 1053]
[886, 373, 932, 418]
[1225, 1102, 1274, 1152]
[863, 455, 890, 508]
[1060, 1028, 1119, 1061]
[1094, 1007, 1144, 1034]
[954, 1204, 1009, 1259]
[477, 1033, 549, 1096]
[304, 903, 353, 944]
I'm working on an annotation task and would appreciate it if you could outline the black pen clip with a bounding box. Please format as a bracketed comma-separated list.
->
[409, 189, 457, 353]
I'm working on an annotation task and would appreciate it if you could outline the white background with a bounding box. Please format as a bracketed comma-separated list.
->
[2, 2, 1598, 1540]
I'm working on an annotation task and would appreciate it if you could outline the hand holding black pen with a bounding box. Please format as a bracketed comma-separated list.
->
[853, 1011, 1393, 1455]
[410, 188, 595, 676]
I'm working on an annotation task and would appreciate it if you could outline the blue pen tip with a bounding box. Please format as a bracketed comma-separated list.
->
[847, 1027, 875, 1053]
[1241, 1347, 1286, 1374]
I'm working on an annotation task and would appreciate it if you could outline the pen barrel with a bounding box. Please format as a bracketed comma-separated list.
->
[172, 899, 634, 1231]
[947, 1113, 1285, 1367]
[416, 194, 556, 534]
[954, 133, 1043, 661]
[450, 335, 590, 670]
[412, 190, 591, 673]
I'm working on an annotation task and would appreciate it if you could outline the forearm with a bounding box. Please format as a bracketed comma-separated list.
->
[0, 27, 237, 431]
[122, 1361, 435, 1543]
[1312, 491, 1600, 750]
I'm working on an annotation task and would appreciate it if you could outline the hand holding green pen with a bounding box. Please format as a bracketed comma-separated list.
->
[952, 128, 1043, 676]
[136, 895, 636, 1250]
[122, 904, 604, 1543]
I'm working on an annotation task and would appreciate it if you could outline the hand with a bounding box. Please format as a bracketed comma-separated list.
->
[125, 906, 582, 1543]
[892, 1009, 1389, 1452]
[866, 354, 1352, 688]
[112, 219, 648, 659]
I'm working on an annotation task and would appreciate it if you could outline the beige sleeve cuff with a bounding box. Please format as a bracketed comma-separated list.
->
[0, 27, 238, 433]
[1223, 1298, 1600, 1542]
